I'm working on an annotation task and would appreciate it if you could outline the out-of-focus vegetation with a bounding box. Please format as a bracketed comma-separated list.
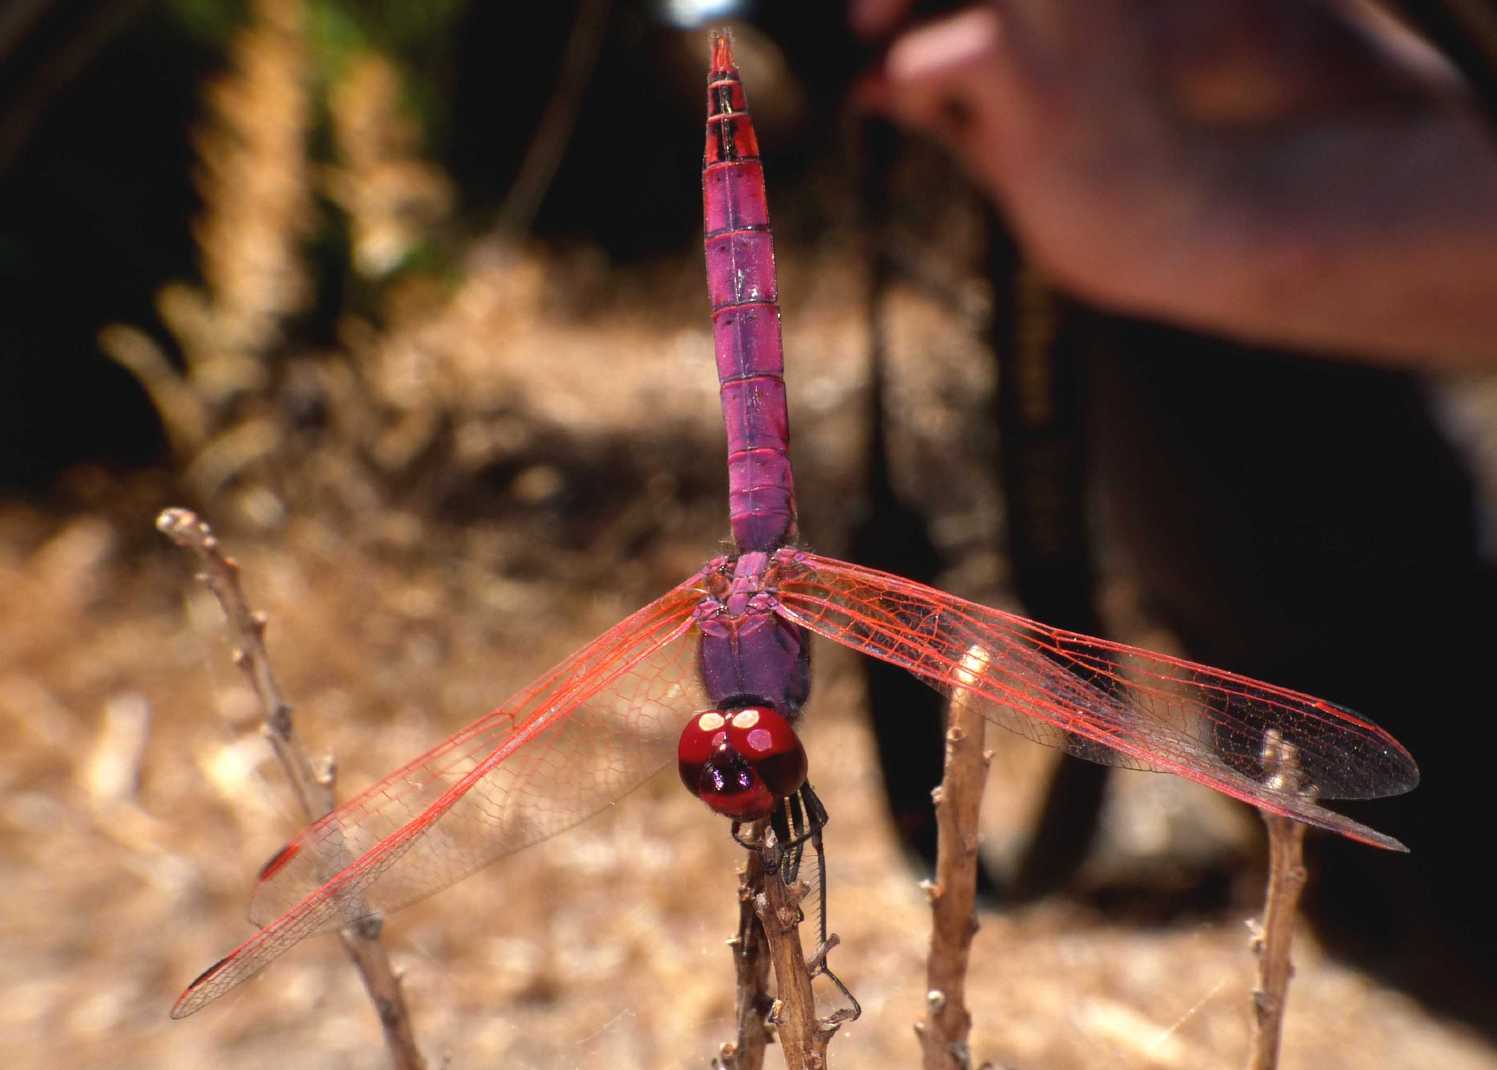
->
[101, 0, 462, 530]
[1, 0, 720, 497]
[56, 0, 844, 544]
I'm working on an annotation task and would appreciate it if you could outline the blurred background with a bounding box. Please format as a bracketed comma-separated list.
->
[2, 1, 1496, 1067]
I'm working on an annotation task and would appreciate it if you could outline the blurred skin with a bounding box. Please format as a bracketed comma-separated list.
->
[852, 0, 1497, 368]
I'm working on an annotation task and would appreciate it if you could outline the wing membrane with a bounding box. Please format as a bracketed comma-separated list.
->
[173, 574, 707, 1017]
[773, 552, 1416, 850]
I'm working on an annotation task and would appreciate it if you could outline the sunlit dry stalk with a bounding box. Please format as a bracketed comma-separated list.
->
[156, 507, 425, 1070]
[752, 827, 839, 1070]
[325, 52, 452, 278]
[186, 0, 313, 368]
[716, 824, 774, 1070]
[1246, 731, 1312, 1070]
[102, 0, 315, 502]
[917, 645, 993, 1070]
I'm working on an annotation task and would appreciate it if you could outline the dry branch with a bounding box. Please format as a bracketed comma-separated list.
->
[491, 0, 611, 242]
[1246, 730, 1312, 1070]
[917, 645, 993, 1070]
[716, 828, 774, 1070]
[752, 826, 839, 1070]
[157, 507, 425, 1070]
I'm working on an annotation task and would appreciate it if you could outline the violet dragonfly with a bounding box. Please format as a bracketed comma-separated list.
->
[172, 31, 1417, 1019]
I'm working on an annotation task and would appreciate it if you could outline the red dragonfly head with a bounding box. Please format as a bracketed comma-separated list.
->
[678, 705, 807, 820]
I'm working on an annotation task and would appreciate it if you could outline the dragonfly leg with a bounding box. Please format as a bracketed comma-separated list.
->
[796, 781, 830, 833]
[770, 781, 831, 885]
[803, 840, 861, 1023]
[730, 819, 762, 852]
[807, 934, 862, 1026]
[770, 794, 805, 887]
[784, 783, 862, 1024]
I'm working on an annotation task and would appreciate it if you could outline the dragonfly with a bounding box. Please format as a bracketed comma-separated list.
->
[172, 30, 1418, 1019]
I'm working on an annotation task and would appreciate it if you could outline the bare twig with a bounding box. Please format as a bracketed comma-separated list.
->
[0, 0, 149, 172]
[715, 826, 774, 1070]
[156, 507, 425, 1070]
[1246, 730, 1312, 1070]
[917, 645, 993, 1070]
[752, 826, 838, 1070]
[490, 0, 612, 242]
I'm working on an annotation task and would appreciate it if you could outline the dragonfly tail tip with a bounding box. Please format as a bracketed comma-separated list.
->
[709, 27, 735, 74]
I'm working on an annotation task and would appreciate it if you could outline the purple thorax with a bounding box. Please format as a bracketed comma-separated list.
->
[696, 552, 811, 717]
[703, 38, 796, 554]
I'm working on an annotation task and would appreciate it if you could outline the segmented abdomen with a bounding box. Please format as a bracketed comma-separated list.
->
[703, 32, 796, 554]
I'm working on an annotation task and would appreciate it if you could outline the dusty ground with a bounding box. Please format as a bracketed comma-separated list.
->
[3, 249, 1495, 1070]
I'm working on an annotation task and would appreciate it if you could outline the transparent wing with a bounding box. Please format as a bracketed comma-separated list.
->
[173, 573, 708, 1018]
[773, 552, 1417, 851]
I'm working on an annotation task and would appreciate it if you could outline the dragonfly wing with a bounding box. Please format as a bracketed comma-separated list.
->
[773, 552, 1417, 851]
[173, 574, 708, 1018]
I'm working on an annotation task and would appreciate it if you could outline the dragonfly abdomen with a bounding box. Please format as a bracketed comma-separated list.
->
[703, 32, 796, 554]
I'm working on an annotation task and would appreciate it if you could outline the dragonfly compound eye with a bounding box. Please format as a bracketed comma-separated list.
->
[678, 706, 807, 820]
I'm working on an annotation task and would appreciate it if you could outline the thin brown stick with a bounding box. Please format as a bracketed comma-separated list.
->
[917, 645, 993, 1070]
[156, 507, 425, 1070]
[1246, 730, 1311, 1070]
[752, 827, 838, 1070]
[491, 0, 612, 241]
[716, 829, 774, 1070]
[0, 0, 150, 171]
